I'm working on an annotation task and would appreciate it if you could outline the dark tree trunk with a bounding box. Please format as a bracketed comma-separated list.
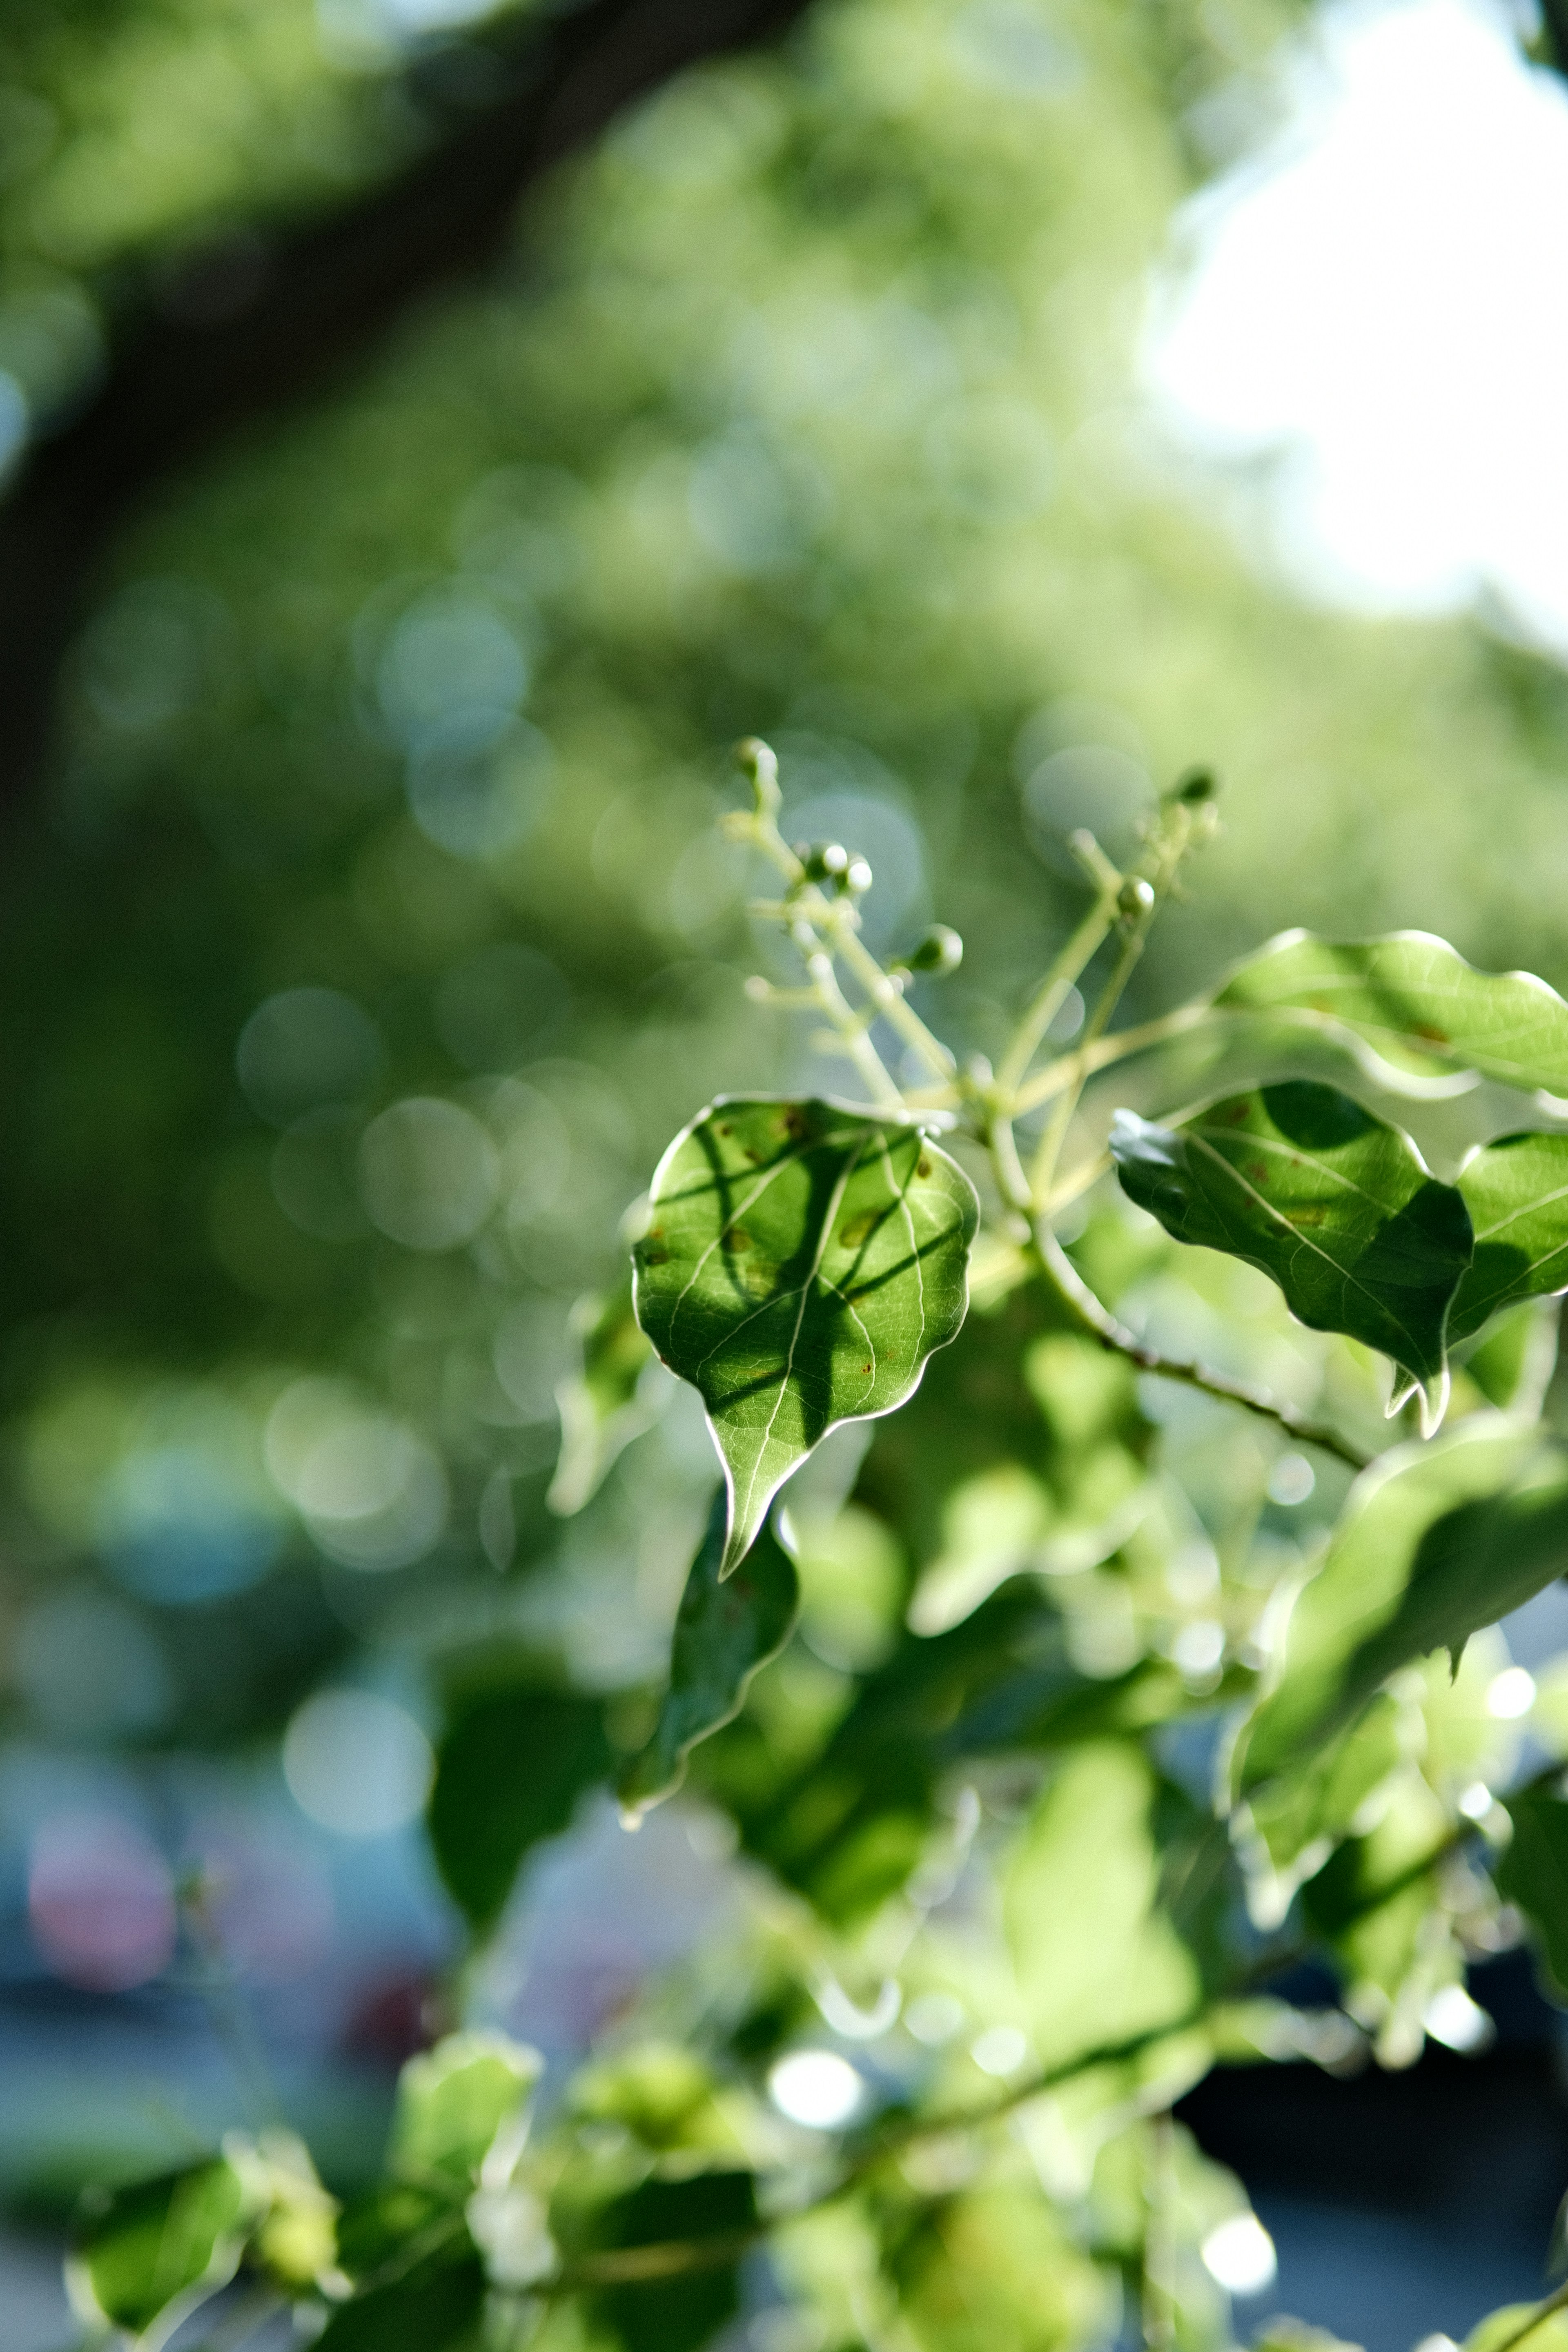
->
[0, 0, 817, 809]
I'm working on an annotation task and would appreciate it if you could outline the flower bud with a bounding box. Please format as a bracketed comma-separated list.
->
[1117, 877, 1155, 923]
[1169, 766, 1217, 805]
[801, 842, 850, 883]
[735, 736, 781, 816]
[903, 924, 963, 976]
[844, 855, 873, 894]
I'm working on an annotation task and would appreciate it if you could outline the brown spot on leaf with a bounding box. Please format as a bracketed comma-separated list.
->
[1410, 1023, 1449, 1045]
[1288, 1205, 1327, 1227]
[782, 1107, 810, 1138]
[1245, 1160, 1270, 1184]
[917, 1156, 932, 1178]
[723, 1226, 752, 1252]
[838, 1209, 881, 1249]
[1220, 1102, 1250, 1127]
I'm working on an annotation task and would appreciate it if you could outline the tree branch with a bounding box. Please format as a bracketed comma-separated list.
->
[0, 0, 818, 811]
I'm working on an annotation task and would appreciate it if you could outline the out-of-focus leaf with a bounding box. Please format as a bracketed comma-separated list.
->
[1245, 1693, 1408, 1880]
[1238, 1421, 1568, 1792]
[1463, 1297, 1561, 1411]
[888, 2182, 1111, 2352]
[70, 2156, 252, 2334]
[620, 1489, 799, 1818]
[1497, 1788, 1568, 2000]
[428, 1669, 610, 1932]
[1111, 1081, 1473, 1425]
[548, 1274, 661, 1515]
[1006, 1742, 1203, 2068]
[1214, 931, 1568, 1091]
[581, 2169, 757, 2352]
[313, 2250, 487, 2351]
[390, 2031, 542, 2185]
[1449, 1132, 1568, 1341]
[634, 1096, 977, 1575]
[1465, 2306, 1568, 2352]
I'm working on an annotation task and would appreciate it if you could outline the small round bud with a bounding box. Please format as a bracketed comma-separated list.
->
[1170, 766, 1217, 805]
[1117, 877, 1155, 922]
[904, 924, 964, 976]
[734, 736, 781, 817]
[844, 855, 873, 894]
[802, 841, 849, 883]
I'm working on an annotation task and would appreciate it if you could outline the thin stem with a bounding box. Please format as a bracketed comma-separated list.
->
[801, 936, 904, 1109]
[831, 913, 956, 1084]
[996, 882, 1119, 1096]
[1029, 918, 1145, 1207]
[1011, 1003, 1210, 1118]
[1036, 1228, 1372, 1473]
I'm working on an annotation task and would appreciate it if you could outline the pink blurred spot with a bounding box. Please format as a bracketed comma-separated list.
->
[185, 1818, 334, 1986]
[29, 1811, 176, 1992]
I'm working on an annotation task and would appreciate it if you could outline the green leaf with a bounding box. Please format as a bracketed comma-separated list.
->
[428, 1670, 610, 1933]
[1238, 1421, 1568, 1793]
[1215, 930, 1568, 1091]
[1111, 1080, 1473, 1425]
[1497, 1788, 1568, 2001]
[633, 1096, 978, 1575]
[1005, 1742, 1203, 2069]
[1450, 1132, 1568, 1341]
[70, 2157, 252, 2334]
[548, 1274, 660, 1516]
[1465, 2307, 1568, 2352]
[390, 2031, 542, 2185]
[620, 1488, 799, 1819]
[583, 2170, 757, 2352]
[313, 2250, 487, 2352]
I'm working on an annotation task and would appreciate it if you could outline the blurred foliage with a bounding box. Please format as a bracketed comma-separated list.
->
[4, 0, 1568, 2346]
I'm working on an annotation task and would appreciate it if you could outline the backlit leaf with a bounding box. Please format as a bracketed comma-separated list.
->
[1214, 931, 1568, 1091]
[1006, 1742, 1203, 2069]
[390, 2031, 542, 2185]
[70, 2156, 252, 2334]
[1238, 1421, 1568, 1793]
[548, 1274, 661, 1516]
[634, 1096, 977, 1575]
[620, 1489, 800, 1819]
[1111, 1081, 1472, 1425]
[1497, 1788, 1568, 2001]
[1449, 1132, 1568, 1341]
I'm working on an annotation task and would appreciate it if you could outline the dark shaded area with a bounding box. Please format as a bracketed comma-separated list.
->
[1180, 1951, 1568, 2330]
[0, 0, 818, 813]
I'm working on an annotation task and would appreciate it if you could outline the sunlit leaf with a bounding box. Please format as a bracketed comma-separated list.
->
[1111, 1081, 1472, 1425]
[1497, 1787, 1568, 2001]
[548, 1274, 662, 1516]
[1449, 1132, 1568, 1341]
[888, 2182, 1111, 2352]
[390, 2031, 542, 2185]
[1465, 2306, 1568, 2352]
[620, 1488, 799, 1819]
[428, 1669, 609, 1933]
[634, 1096, 977, 1575]
[69, 2156, 252, 2334]
[1215, 930, 1568, 1091]
[1238, 1421, 1568, 1793]
[1006, 1742, 1203, 2069]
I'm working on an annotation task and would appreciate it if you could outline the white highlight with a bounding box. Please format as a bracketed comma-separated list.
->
[767, 2049, 864, 2128]
[283, 1689, 434, 1836]
[1152, 0, 1568, 653]
[969, 2024, 1029, 2077]
[1199, 2211, 1278, 2296]
[1423, 1982, 1496, 2051]
[1488, 1665, 1537, 1719]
